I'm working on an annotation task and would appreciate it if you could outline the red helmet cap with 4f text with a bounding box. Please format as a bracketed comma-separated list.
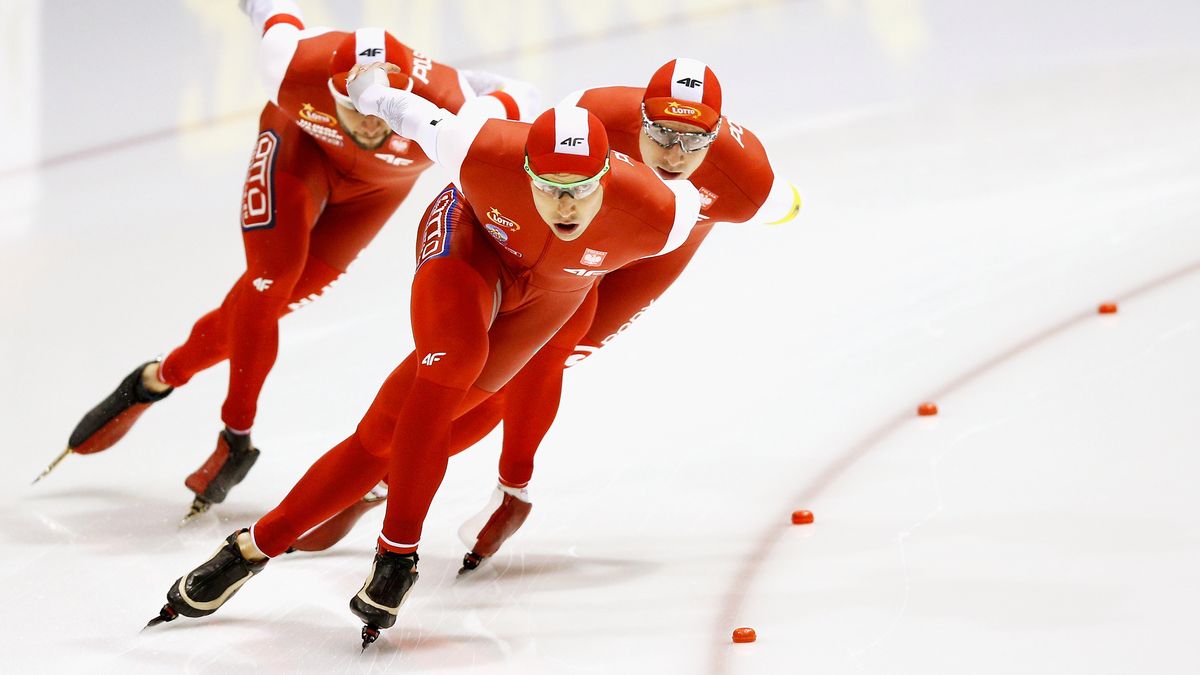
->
[328, 28, 413, 102]
[525, 106, 610, 178]
[642, 57, 722, 132]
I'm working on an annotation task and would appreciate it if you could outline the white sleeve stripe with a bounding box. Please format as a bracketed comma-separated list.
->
[554, 106, 590, 157]
[354, 27, 385, 65]
[457, 71, 477, 102]
[558, 89, 586, 108]
[435, 114, 490, 191]
[259, 26, 331, 105]
[654, 180, 703, 257]
[455, 95, 507, 122]
[670, 58, 707, 102]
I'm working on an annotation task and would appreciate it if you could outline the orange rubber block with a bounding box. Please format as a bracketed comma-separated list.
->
[732, 627, 757, 643]
[791, 510, 814, 525]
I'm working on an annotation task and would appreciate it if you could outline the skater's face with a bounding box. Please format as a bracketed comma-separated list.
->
[528, 171, 605, 241]
[638, 118, 714, 181]
[335, 103, 393, 150]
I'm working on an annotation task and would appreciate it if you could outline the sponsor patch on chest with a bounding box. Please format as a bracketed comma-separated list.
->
[486, 207, 520, 231]
[580, 248, 607, 267]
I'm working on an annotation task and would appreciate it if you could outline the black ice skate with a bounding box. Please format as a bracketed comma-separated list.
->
[35, 361, 172, 484]
[145, 529, 268, 628]
[457, 484, 532, 574]
[181, 428, 260, 523]
[349, 549, 419, 650]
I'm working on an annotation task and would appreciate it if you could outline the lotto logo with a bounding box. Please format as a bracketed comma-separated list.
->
[560, 137, 584, 147]
[241, 131, 278, 230]
[676, 77, 702, 88]
[664, 101, 701, 119]
[421, 352, 446, 366]
[487, 207, 520, 231]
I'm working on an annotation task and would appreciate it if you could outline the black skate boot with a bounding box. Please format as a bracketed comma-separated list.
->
[350, 549, 419, 650]
[292, 483, 387, 552]
[145, 529, 268, 628]
[35, 361, 172, 484]
[457, 484, 532, 574]
[181, 428, 260, 522]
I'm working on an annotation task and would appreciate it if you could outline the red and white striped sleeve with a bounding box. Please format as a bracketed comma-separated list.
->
[241, 0, 330, 105]
[350, 73, 492, 190]
[457, 71, 543, 122]
[649, 180, 704, 257]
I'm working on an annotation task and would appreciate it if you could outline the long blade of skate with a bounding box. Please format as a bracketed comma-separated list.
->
[142, 605, 178, 630]
[179, 497, 212, 526]
[31, 448, 73, 485]
[361, 624, 381, 651]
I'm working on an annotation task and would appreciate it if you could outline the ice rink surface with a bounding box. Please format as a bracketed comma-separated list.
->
[2, 0, 1199, 672]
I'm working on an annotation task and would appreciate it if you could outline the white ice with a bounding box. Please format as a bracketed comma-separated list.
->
[2, 1, 1199, 673]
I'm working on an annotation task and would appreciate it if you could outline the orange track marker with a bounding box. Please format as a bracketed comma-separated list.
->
[918, 402, 938, 416]
[732, 627, 757, 643]
[791, 510, 814, 525]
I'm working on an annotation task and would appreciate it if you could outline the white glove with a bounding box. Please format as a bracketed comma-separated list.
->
[346, 64, 394, 117]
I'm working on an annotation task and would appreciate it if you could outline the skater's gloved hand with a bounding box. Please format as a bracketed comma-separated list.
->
[346, 62, 401, 117]
[348, 64, 452, 150]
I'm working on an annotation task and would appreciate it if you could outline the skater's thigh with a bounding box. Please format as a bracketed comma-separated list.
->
[308, 180, 417, 273]
[239, 111, 332, 295]
[475, 286, 592, 393]
[584, 222, 715, 346]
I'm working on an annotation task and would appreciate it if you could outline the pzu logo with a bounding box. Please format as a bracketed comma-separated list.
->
[560, 137, 584, 146]
[358, 47, 383, 57]
[676, 77, 702, 88]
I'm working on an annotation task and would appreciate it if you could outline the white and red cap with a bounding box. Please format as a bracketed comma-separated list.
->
[525, 106, 610, 178]
[328, 28, 413, 105]
[642, 57, 723, 132]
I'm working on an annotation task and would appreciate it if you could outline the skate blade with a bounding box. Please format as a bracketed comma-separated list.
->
[361, 624, 381, 652]
[31, 447, 74, 485]
[457, 551, 485, 576]
[142, 604, 178, 631]
[179, 497, 212, 526]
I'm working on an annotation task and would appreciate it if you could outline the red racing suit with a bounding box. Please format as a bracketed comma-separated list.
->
[155, 4, 522, 433]
[452, 85, 801, 488]
[250, 94, 704, 556]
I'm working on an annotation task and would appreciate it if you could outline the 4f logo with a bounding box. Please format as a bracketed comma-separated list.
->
[252, 277, 273, 292]
[560, 137, 584, 147]
[374, 153, 414, 166]
[358, 47, 383, 57]
[421, 352, 446, 366]
[676, 77, 702, 88]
